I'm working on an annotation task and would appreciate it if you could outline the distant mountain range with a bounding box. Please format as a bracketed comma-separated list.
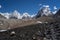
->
[0, 6, 60, 19]
[0, 10, 36, 19]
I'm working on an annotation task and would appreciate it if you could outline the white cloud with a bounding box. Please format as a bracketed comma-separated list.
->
[43, 5, 49, 8]
[54, 6, 57, 10]
[0, 5, 2, 8]
[39, 4, 42, 6]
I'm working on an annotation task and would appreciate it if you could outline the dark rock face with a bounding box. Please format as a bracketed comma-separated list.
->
[9, 16, 18, 19]
[36, 10, 42, 18]
[22, 16, 31, 19]
[54, 9, 60, 18]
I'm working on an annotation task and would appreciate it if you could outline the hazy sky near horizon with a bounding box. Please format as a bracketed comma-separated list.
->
[0, 0, 60, 14]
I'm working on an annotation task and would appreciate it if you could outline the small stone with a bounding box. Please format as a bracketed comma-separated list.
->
[45, 22, 48, 24]
[11, 31, 16, 34]
[0, 23, 3, 25]
[10, 31, 16, 36]
[33, 36, 36, 39]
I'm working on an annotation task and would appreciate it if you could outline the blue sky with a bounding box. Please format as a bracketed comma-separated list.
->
[0, 0, 60, 15]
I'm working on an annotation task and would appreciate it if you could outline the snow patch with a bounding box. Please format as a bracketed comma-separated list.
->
[22, 12, 30, 17]
[0, 5, 2, 8]
[54, 6, 57, 10]
[36, 21, 42, 23]
[22, 12, 31, 19]
[0, 30, 7, 32]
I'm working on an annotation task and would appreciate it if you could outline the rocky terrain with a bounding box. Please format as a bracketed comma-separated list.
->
[0, 17, 60, 40]
[0, 16, 60, 40]
[0, 16, 55, 30]
[0, 9, 60, 40]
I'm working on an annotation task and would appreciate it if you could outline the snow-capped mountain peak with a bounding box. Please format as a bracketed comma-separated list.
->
[10, 10, 22, 19]
[22, 12, 31, 19]
[22, 12, 30, 17]
[36, 5, 53, 18]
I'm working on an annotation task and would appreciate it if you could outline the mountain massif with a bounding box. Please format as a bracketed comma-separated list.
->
[0, 7, 60, 40]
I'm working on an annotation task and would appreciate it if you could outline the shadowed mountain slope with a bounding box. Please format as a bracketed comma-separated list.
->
[54, 9, 60, 18]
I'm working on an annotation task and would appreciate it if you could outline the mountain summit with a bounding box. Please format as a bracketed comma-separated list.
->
[9, 10, 21, 19]
[36, 5, 53, 18]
